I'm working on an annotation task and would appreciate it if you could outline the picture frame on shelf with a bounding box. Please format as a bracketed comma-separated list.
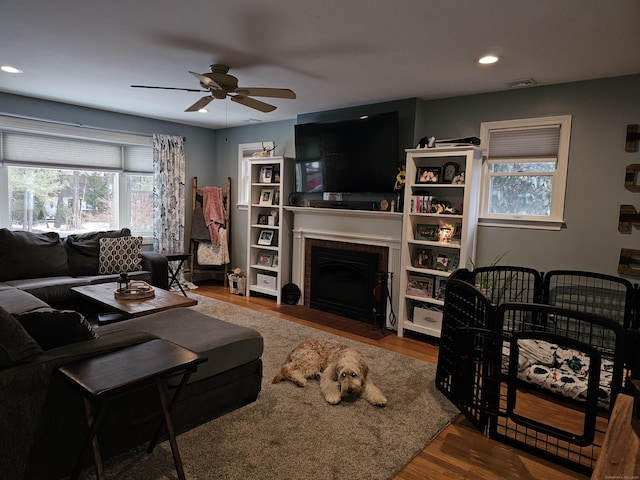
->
[442, 162, 460, 183]
[413, 248, 433, 269]
[406, 274, 434, 298]
[257, 229, 275, 245]
[452, 222, 462, 242]
[259, 188, 274, 205]
[257, 214, 269, 225]
[435, 253, 449, 271]
[259, 165, 273, 183]
[416, 166, 441, 184]
[272, 254, 279, 267]
[257, 250, 275, 267]
[449, 254, 460, 272]
[415, 224, 440, 241]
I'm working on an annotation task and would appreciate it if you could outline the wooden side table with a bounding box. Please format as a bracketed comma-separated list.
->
[165, 253, 191, 296]
[58, 339, 206, 480]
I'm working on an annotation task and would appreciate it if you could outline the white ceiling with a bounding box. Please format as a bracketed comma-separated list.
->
[2, 0, 639, 130]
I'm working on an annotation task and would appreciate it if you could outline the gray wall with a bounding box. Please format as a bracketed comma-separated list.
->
[4, 73, 640, 280]
[417, 74, 640, 277]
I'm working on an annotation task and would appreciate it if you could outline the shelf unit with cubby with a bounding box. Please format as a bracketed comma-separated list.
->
[398, 146, 484, 338]
[246, 156, 292, 304]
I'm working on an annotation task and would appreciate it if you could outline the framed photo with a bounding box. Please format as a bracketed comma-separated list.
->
[257, 250, 275, 267]
[415, 224, 440, 241]
[257, 214, 269, 225]
[272, 254, 279, 267]
[406, 274, 434, 298]
[413, 248, 433, 269]
[435, 253, 449, 271]
[449, 254, 460, 272]
[257, 229, 275, 245]
[259, 165, 273, 183]
[442, 162, 460, 183]
[452, 222, 462, 242]
[416, 166, 441, 184]
[259, 188, 274, 205]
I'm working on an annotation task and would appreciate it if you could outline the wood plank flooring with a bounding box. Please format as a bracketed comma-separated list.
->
[193, 282, 589, 480]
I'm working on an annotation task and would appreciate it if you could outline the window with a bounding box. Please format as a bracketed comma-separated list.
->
[237, 141, 274, 207]
[0, 115, 153, 237]
[479, 115, 572, 229]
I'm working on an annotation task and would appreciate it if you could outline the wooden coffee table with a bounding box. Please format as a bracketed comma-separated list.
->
[71, 282, 197, 320]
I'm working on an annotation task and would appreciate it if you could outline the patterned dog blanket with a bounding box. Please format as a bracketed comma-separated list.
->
[502, 339, 615, 408]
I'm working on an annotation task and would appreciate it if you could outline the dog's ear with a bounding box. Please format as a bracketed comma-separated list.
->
[325, 362, 339, 381]
[357, 358, 369, 380]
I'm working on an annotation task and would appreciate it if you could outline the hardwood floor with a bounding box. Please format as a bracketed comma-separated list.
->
[194, 282, 589, 480]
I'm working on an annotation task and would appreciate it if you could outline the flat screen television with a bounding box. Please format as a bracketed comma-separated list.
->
[294, 111, 399, 194]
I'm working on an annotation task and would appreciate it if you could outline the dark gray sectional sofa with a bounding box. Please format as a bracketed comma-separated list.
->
[0, 228, 264, 480]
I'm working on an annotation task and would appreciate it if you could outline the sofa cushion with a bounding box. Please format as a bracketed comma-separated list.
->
[16, 310, 98, 351]
[0, 306, 43, 368]
[0, 229, 68, 282]
[0, 287, 53, 315]
[66, 228, 131, 277]
[98, 236, 143, 275]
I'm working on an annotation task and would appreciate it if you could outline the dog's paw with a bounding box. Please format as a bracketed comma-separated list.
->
[324, 392, 342, 405]
[371, 397, 387, 407]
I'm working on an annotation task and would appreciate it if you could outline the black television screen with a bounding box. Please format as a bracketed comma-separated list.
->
[294, 111, 399, 194]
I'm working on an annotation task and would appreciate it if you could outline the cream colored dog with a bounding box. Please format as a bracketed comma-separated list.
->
[272, 339, 387, 407]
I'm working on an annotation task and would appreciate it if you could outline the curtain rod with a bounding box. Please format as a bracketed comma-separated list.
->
[0, 112, 186, 142]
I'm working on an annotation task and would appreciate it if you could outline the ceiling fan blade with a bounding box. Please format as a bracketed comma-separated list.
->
[235, 87, 296, 99]
[231, 95, 276, 113]
[185, 96, 214, 112]
[189, 71, 222, 90]
[131, 85, 207, 92]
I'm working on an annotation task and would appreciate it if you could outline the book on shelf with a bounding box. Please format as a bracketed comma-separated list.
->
[410, 195, 435, 213]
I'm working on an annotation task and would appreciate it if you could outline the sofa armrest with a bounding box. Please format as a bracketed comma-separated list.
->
[141, 251, 169, 290]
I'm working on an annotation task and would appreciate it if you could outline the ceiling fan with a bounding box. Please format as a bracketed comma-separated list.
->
[131, 64, 296, 113]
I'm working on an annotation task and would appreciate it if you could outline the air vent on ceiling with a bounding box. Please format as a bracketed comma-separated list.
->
[505, 78, 538, 89]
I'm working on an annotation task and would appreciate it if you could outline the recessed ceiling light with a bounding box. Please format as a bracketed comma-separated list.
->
[477, 55, 500, 65]
[1, 65, 23, 74]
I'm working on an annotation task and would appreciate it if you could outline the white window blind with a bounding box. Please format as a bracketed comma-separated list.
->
[488, 126, 560, 158]
[0, 115, 153, 173]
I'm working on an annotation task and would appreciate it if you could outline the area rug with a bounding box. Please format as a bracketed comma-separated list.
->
[82, 294, 459, 480]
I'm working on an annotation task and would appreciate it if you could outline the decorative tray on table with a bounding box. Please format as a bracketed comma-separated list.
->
[114, 281, 155, 300]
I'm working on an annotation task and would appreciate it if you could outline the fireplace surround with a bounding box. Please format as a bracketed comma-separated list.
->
[287, 206, 402, 330]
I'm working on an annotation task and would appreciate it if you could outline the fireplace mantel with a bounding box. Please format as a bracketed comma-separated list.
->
[286, 206, 403, 330]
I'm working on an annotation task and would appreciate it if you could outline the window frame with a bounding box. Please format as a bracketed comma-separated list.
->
[237, 141, 274, 209]
[479, 115, 572, 230]
[0, 115, 153, 237]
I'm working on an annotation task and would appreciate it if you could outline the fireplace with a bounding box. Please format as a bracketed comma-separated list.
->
[288, 206, 402, 330]
[310, 246, 381, 323]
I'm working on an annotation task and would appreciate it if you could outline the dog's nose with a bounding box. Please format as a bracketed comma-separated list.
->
[346, 388, 353, 395]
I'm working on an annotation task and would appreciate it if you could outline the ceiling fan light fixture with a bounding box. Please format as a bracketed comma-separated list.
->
[1, 65, 23, 74]
[198, 109, 208, 113]
[477, 55, 500, 65]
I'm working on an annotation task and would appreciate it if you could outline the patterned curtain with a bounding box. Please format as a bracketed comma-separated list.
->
[152, 134, 187, 286]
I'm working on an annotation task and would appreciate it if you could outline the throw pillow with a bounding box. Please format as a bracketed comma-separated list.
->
[16, 310, 98, 351]
[66, 228, 132, 276]
[98, 236, 143, 275]
[0, 306, 43, 368]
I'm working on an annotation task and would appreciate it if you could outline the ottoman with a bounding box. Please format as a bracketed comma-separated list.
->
[100, 307, 264, 426]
